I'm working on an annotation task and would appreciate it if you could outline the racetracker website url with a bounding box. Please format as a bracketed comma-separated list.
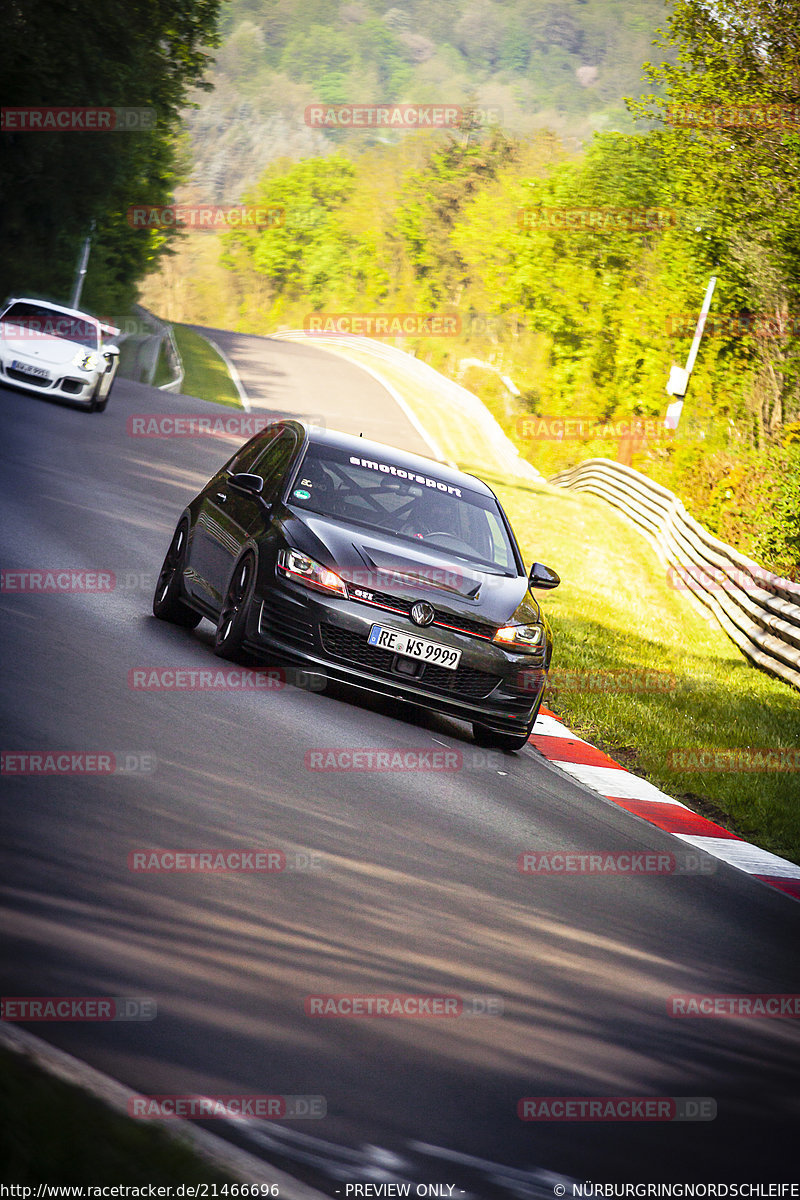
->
[0, 1187, 281, 1198]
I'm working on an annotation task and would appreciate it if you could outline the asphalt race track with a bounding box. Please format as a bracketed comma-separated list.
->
[1, 344, 799, 1195]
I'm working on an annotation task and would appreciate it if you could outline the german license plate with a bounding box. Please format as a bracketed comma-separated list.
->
[368, 623, 461, 669]
[12, 359, 50, 379]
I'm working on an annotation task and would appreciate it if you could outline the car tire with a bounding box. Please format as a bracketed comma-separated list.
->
[88, 379, 107, 413]
[152, 520, 202, 628]
[214, 553, 256, 661]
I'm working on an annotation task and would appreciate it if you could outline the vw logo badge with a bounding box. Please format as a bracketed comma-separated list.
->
[411, 601, 435, 626]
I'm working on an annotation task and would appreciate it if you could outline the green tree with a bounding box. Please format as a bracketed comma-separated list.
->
[0, 0, 221, 314]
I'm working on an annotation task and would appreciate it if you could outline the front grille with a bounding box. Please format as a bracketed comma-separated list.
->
[349, 589, 494, 640]
[259, 594, 315, 648]
[8, 368, 51, 387]
[432, 612, 494, 638]
[320, 623, 502, 700]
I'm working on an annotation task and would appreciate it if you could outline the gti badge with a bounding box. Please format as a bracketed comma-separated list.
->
[411, 601, 435, 626]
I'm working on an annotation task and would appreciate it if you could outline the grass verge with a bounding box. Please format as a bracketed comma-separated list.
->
[0, 1046, 234, 1183]
[172, 325, 242, 408]
[481, 468, 800, 865]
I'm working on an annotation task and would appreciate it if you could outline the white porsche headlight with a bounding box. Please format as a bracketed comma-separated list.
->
[72, 349, 99, 371]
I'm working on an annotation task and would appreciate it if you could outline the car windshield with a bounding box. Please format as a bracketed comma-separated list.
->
[0, 302, 100, 350]
[288, 443, 518, 573]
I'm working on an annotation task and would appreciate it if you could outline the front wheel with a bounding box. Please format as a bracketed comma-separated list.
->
[214, 553, 256, 661]
[88, 379, 108, 413]
[152, 520, 201, 628]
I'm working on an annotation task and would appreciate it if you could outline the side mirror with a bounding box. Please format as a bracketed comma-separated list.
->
[529, 561, 560, 590]
[228, 472, 271, 509]
[229, 472, 265, 497]
[102, 344, 119, 371]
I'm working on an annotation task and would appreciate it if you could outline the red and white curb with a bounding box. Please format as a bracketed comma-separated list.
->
[530, 708, 800, 901]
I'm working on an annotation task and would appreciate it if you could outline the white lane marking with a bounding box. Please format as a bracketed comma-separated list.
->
[553, 761, 689, 805]
[675, 835, 800, 877]
[203, 335, 251, 412]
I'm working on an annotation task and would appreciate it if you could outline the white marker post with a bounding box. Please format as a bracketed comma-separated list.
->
[665, 276, 717, 423]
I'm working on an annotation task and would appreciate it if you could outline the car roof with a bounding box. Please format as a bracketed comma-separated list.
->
[289, 422, 497, 500]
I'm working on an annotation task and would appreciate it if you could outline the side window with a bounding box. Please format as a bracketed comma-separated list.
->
[251, 430, 298, 499]
[228, 428, 279, 475]
[484, 511, 513, 569]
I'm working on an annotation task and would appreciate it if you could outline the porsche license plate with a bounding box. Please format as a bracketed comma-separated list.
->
[368, 623, 461, 669]
[11, 359, 50, 380]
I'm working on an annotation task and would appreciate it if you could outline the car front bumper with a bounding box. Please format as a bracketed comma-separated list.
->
[245, 578, 548, 734]
[0, 354, 100, 401]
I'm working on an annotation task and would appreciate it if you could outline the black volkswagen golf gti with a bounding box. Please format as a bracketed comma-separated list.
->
[153, 421, 560, 751]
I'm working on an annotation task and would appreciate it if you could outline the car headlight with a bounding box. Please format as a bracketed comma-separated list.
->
[493, 622, 544, 649]
[72, 349, 99, 371]
[278, 549, 348, 598]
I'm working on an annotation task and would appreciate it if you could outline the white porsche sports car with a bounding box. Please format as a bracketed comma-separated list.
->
[0, 297, 120, 412]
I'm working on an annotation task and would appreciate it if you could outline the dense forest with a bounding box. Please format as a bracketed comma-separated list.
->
[184, 0, 668, 200]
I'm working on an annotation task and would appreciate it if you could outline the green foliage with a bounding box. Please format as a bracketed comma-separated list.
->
[225, 154, 358, 306]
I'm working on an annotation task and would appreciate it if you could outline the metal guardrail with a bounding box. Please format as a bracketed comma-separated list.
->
[550, 458, 800, 691]
[117, 305, 184, 393]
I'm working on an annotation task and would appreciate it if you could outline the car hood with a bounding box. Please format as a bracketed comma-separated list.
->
[0, 329, 87, 365]
[281, 510, 540, 627]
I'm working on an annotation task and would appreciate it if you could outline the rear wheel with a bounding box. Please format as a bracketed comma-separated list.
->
[214, 553, 256, 661]
[152, 520, 201, 628]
